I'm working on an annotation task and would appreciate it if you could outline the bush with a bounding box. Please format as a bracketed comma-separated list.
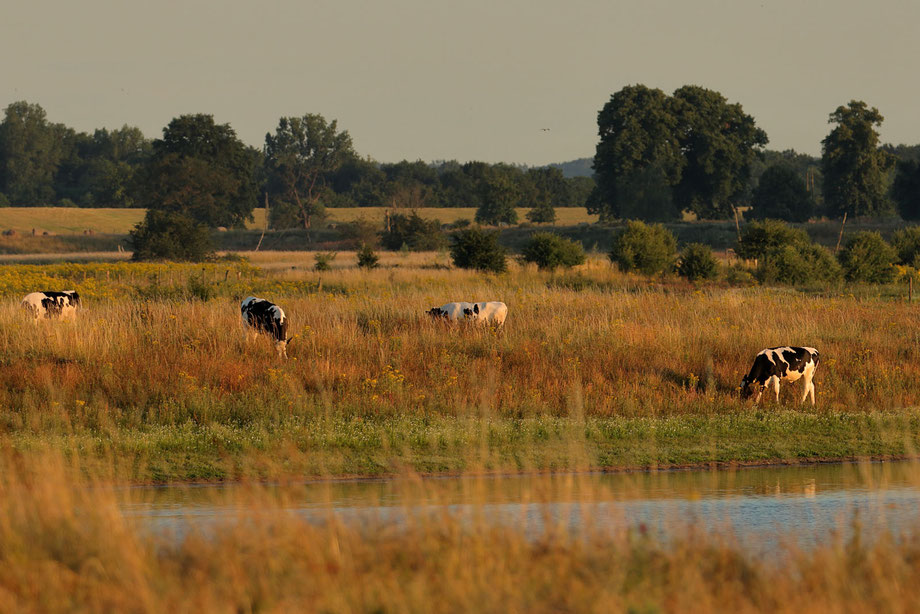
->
[520, 232, 585, 270]
[676, 243, 718, 281]
[380, 212, 446, 251]
[336, 217, 380, 248]
[0, 193, 9, 207]
[449, 227, 507, 273]
[608, 221, 677, 275]
[526, 202, 556, 224]
[356, 243, 379, 269]
[756, 243, 841, 285]
[838, 232, 896, 283]
[313, 252, 337, 271]
[891, 226, 920, 267]
[129, 210, 214, 262]
[736, 219, 810, 261]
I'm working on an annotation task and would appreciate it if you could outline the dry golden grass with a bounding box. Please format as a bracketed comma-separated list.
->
[1, 451, 920, 613]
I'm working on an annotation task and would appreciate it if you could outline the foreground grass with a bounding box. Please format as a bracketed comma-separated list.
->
[1, 454, 920, 613]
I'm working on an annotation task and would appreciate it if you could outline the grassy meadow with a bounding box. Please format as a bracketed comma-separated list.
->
[4, 252, 920, 611]
[2, 252, 920, 482]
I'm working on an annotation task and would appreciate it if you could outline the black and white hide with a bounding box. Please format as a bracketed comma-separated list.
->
[241, 296, 290, 358]
[21, 291, 81, 321]
[740, 346, 820, 405]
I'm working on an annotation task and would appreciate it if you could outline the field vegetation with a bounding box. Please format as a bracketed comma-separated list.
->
[2, 253, 920, 482]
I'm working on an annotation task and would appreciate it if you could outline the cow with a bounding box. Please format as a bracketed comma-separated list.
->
[740, 346, 820, 405]
[463, 302, 508, 327]
[21, 291, 81, 321]
[241, 296, 290, 358]
[426, 302, 475, 322]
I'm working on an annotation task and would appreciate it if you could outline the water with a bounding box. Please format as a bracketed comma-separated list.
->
[118, 460, 920, 551]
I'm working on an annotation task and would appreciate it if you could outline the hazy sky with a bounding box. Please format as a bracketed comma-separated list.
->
[2, 1, 918, 165]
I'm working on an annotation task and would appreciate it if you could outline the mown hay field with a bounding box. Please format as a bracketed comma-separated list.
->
[0, 206, 598, 235]
[2, 252, 920, 481]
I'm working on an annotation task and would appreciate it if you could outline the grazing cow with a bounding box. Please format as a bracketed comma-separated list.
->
[426, 302, 475, 322]
[241, 296, 290, 358]
[463, 302, 508, 327]
[21, 291, 81, 321]
[740, 346, 820, 405]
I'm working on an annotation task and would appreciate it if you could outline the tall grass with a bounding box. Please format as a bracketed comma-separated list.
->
[2, 451, 920, 612]
[2, 255, 920, 480]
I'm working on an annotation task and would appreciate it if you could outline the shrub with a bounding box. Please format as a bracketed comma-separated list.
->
[337, 217, 380, 248]
[736, 219, 810, 261]
[449, 227, 507, 273]
[356, 244, 379, 269]
[676, 243, 718, 281]
[838, 232, 897, 283]
[520, 233, 585, 270]
[0, 193, 9, 207]
[526, 202, 556, 224]
[313, 252, 337, 271]
[129, 210, 214, 262]
[380, 212, 446, 251]
[756, 243, 841, 285]
[608, 221, 677, 275]
[891, 226, 920, 267]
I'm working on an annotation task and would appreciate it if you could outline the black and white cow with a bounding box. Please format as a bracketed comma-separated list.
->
[241, 296, 290, 358]
[740, 346, 820, 405]
[21, 291, 81, 321]
[462, 301, 508, 327]
[426, 302, 474, 322]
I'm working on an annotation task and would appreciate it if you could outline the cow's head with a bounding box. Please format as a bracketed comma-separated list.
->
[275, 337, 290, 359]
[739, 375, 760, 399]
[427, 307, 446, 319]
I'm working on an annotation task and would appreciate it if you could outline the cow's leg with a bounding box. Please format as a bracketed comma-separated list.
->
[754, 387, 763, 404]
[802, 370, 816, 405]
[771, 376, 781, 402]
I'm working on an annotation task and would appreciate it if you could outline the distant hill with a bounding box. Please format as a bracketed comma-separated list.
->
[547, 157, 593, 178]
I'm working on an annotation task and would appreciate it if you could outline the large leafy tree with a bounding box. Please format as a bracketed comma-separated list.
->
[892, 159, 920, 221]
[821, 101, 895, 217]
[475, 168, 520, 226]
[56, 125, 151, 206]
[671, 86, 768, 219]
[591, 85, 683, 221]
[136, 114, 258, 228]
[748, 164, 815, 222]
[264, 114, 354, 230]
[0, 101, 66, 204]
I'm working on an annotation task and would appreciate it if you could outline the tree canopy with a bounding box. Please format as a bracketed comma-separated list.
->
[592, 85, 767, 221]
[136, 114, 257, 228]
[821, 101, 895, 218]
[748, 164, 815, 222]
[264, 114, 355, 230]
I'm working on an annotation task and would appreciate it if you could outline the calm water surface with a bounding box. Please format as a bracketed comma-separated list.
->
[119, 461, 920, 550]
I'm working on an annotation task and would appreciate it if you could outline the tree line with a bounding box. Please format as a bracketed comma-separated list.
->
[0, 102, 592, 223]
[590, 85, 920, 223]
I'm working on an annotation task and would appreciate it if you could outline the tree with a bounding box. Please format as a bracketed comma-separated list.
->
[0, 101, 65, 204]
[475, 170, 519, 226]
[821, 101, 895, 217]
[670, 86, 768, 219]
[137, 114, 258, 228]
[893, 159, 920, 221]
[129, 210, 214, 261]
[608, 221, 677, 275]
[449, 227, 507, 273]
[520, 233, 585, 270]
[524, 167, 565, 224]
[591, 85, 683, 221]
[837, 231, 896, 283]
[748, 164, 815, 222]
[264, 114, 355, 230]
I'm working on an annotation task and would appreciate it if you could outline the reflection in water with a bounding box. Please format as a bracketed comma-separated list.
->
[118, 460, 920, 551]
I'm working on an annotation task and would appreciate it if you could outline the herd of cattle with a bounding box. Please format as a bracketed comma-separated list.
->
[19, 290, 820, 405]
